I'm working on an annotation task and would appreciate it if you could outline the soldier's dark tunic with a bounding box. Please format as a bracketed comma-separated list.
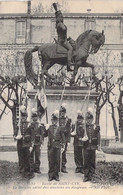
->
[73, 122, 85, 173]
[59, 116, 71, 171]
[83, 124, 100, 179]
[45, 124, 65, 179]
[15, 121, 31, 175]
[29, 122, 45, 173]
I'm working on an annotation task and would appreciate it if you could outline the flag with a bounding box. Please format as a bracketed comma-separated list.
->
[36, 87, 47, 118]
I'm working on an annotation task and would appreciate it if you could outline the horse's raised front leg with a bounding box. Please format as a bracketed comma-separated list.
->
[42, 61, 61, 85]
[42, 61, 53, 79]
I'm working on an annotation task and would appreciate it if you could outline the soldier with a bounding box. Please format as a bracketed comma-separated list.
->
[59, 103, 72, 173]
[29, 109, 45, 176]
[45, 110, 65, 181]
[71, 111, 85, 173]
[83, 110, 100, 182]
[14, 107, 31, 178]
[53, 2, 73, 72]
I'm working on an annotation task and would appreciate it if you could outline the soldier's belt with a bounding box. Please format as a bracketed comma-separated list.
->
[52, 139, 60, 142]
[23, 135, 31, 143]
[84, 139, 97, 146]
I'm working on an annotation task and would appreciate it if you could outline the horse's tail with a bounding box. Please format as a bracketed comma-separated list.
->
[24, 46, 39, 86]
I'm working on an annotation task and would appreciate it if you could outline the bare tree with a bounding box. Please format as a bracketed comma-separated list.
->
[0, 51, 27, 134]
[0, 75, 26, 134]
[31, 0, 69, 14]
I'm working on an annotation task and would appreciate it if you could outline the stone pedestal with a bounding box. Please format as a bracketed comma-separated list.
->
[27, 86, 99, 124]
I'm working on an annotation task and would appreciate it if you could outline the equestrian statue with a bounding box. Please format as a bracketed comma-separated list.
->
[24, 3, 105, 86]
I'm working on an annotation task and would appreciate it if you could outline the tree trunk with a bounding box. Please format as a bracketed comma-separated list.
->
[108, 101, 119, 141]
[11, 106, 17, 136]
[95, 107, 101, 126]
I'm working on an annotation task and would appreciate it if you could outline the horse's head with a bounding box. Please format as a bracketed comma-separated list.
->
[88, 30, 105, 54]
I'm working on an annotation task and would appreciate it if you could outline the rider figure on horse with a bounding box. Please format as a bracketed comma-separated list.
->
[53, 3, 73, 72]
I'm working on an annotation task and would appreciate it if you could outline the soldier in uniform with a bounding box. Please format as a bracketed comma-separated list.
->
[45, 110, 65, 181]
[53, 2, 73, 72]
[29, 109, 45, 176]
[59, 103, 72, 173]
[71, 111, 85, 173]
[83, 111, 100, 182]
[14, 108, 31, 178]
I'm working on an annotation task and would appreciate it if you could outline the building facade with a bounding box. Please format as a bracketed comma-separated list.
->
[0, 11, 123, 78]
[0, 9, 123, 139]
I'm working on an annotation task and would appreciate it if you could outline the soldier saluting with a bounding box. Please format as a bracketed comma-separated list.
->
[53, 2, 73, 72]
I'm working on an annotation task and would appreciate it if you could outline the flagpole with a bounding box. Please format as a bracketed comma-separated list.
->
[39, 56, 48, 124]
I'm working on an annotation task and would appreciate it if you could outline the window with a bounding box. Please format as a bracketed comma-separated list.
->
[84, 19, 96, 31]
[51, 19, 57, 42]
[121, 53, 123, 63]
[121, 21, 123, 37]
[16, 21, 26, 43]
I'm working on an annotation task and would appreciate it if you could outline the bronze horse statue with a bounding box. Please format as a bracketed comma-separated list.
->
[24, 30, 105, 86]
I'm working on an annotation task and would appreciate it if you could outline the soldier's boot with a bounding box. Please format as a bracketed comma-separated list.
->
[48, 177, 53, 181]
[55, 176, 60, 181]
[54, 173, 60, 181]
[83, 177, 90, 182]
[29, 172, 35, 179]
[61, 167, 68, 173]
[35, 170, 41, 174]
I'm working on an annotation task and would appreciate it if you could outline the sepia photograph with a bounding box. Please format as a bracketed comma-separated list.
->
[0, 0, 123, 194]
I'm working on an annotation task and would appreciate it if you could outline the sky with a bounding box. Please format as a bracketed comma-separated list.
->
[0, 0, 123, 13]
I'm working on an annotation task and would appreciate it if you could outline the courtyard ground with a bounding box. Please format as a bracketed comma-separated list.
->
[0, 138, 123, 195]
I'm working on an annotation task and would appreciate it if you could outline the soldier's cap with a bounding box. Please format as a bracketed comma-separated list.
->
[21, 111, 28, 117]
[31, 108, 37, 117]
[31, 112, 38, 118]
[20, 105, 26, 112]
[60, 103, 66, 113]
[51, 113, 58, 120]
[77, 110, 84, 119]
[85, 111, 93, 120]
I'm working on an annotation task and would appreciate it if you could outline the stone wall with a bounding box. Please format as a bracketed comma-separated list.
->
[27, 87, 98, 124]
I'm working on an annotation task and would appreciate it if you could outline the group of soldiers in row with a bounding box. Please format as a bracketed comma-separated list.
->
[14, 103, 100, 182]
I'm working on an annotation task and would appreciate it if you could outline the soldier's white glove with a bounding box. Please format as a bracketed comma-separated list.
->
[97, 145, 101, 151]
[61, 145, 65, 153]
[82, 136, 88, 141]
[15, 135, 22, 140]
[46, 124, 49, 130]
[71, 131, 76, 136]
[29, 147, 33, 153]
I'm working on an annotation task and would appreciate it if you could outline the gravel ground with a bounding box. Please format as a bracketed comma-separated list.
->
[0, 140, 123, 194]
